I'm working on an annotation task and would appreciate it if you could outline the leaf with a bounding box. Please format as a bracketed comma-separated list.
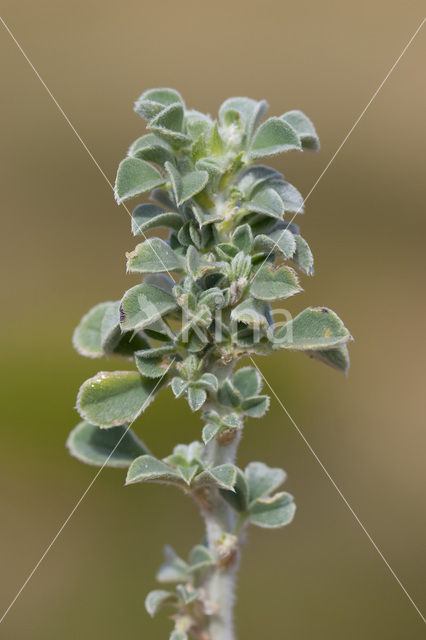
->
[249, 117, 301, 159]
[170, 632, 187, 640]
[232, 367, 262, 398]
[120, 283, 178, 331]
[177, 464, 199, 485]
[241, 395, 270, 418]
[77, 371, 158, 428]
[114, 158, 164, 203]
[237, 165, 283, 198]
[188, 545, 214, 571]
[157, 545, 189, 583]
[129, 133, 175, 165]
[246, 186, 284, 219]
[231, 298, 270, 329]
[134, 87, 185, 120]
[272, 180, 304, 213]
[220, 468, 249, 512]
[253, 229, 296, 259]
[281, 110, 320, 151]
[73, 302, 112, 358]
[145, 589, 177, 617]
[194, 373, 218, 393]
[135, 345, 176, 378]
[131, 204, 182, 235]
[217, 380, 241, 408]
[232, 224, 253, 253]
[171, 376, 188, 398]
[67, 421, 148, 468]
[186, 246, 218, 279]
[126, 238, 183, 273]
[219, 97, 268, 141]
[249, 492, 296, 528]
[202, 422, 220, 444]
[274, 307, 352, 350]
[149, 104, 190, 146]
[292, 235, 314, 275]
[187, 386, 207, 411]
[165, 162, 208, 205]
[308, 344, 350, 373]
[196, 464, 238, 491]
[251, 265, 301, 301]
[245, 462, 286, 503]
[126, 455, 181, 485]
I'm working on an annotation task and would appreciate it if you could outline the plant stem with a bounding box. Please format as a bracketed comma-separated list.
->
[200, 432, 243, 640]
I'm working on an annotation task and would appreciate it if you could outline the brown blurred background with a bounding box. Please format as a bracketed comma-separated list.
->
[0, 1, 425, 638]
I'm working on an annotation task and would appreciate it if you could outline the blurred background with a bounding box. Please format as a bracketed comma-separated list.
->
[0, 1, 425, 638]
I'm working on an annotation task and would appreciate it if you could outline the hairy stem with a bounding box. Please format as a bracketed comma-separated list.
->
[201, 432, 243, 640]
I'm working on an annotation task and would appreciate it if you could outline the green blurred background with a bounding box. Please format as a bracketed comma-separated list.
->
[1, 1, 425, 638]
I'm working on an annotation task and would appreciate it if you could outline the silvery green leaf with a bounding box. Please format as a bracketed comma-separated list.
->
[245, 462, 286, 503]
[77, 371, 158, 428]
[217, 380, 242, 408]
[73, 302, 114, 358]
[170, 633, 187, 640]
[231, 298, 270, 329]
[134, 88, 184, 121]
[157, 545, 189, 583]
[135, 345, 176, 378]
[171, 376, 188, 398]
[165, 162, 208, 205]
[249, 117, 301, 159]
[98, 302, 149, 357]
[150, 187, 177, 211]
[292, 235, 314, 275]
[67, 421, 148, 468]
[114, 158, 164, 203]
[198, 288, 225, 310]
[202, 423, 220, 444]
[195, 158, 223, 190]
[177, 464, 199, 485]
[126, 455, 181, 485]
[245, 186, 284, 219]
[222, 413, 243, 429]
[195, 464, 238, 491]
[307, 344, 350, 373]
[232, 366, 262, 398]
[131, 204, 182, 235]
[252, 229, 296, 259]
[126, 238, 183, 273]
[120, 283, 178, 331]
[128, 133, 175, 165]
[186, 246, 218, 279]
[232, 224, 253, 253]
[241, 395, 270, 418]
[249, 492, 296, 528]
[193, 373, 218, 393]
[219, 97, 268, 142]
[251, 265, 301, 301]
[281, 110, 320, 151]
[149, 103, 190, 146]
[271, 180, 304, 213]
[176, 585, 201, 605]
[185, 109, 214, 139]
[188, 545, 214, 571]
[216, 243, 238, 260]
[191, 201, 223, 227]
[274, 307, 352, 350]
[237, 165, 283, 198]
[144, 273, 175, 295]
[220, 467, 249, 512]
[187, 386, 207, 411]
[145, 589, 177, 617]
